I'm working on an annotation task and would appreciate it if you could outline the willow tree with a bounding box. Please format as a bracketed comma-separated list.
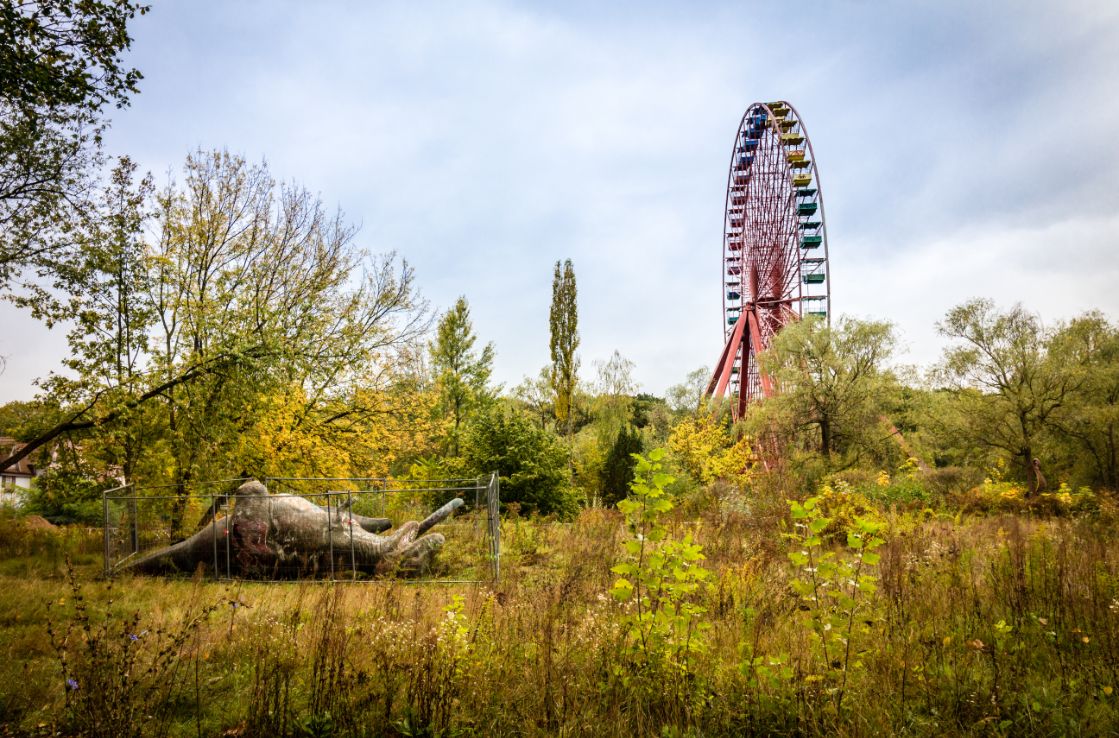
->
[751, 316, 900, 463]
[1048, 312, 1119, 488]
[937, 299, 1081, 491]
[549, 259, 579, 437]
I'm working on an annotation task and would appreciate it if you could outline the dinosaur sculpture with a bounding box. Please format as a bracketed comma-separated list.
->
[121, 480, 463, 578]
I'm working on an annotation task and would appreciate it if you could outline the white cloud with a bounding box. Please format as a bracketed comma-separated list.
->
[843, 213, 1119, 367]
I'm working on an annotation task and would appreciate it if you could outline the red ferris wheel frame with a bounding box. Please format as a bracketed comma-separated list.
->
[706, 100, 832, 419]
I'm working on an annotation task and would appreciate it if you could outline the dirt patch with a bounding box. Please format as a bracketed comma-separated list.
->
[22, 515, 57, 531]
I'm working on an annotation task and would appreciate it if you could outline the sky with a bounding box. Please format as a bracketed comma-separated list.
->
[2, 0, 1119, 401]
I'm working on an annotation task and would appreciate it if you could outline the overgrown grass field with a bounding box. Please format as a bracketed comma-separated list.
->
[2, 472, 1119, 737]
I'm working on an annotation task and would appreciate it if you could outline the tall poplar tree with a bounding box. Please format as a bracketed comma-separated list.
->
[549, 259, 579, 437]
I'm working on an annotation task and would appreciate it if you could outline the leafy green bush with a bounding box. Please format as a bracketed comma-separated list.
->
[610, 449, 711, 719]
[25, 468, 107, 524]
[786, 494, 884, 712]
[463, 404, 578, 517]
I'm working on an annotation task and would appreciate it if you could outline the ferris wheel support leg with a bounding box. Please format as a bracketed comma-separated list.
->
[707, 309, 748, 400]
[737, 342, 751, 419]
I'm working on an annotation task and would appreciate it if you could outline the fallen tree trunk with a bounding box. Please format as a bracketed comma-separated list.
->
[121, 480, 463, 578]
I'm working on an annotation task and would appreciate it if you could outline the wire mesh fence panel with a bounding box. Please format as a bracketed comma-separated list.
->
[104, 475, 500, 583]
[102, 478, 249, 576]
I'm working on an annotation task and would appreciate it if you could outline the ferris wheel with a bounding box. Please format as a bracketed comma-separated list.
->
[706, 100, 831, 419]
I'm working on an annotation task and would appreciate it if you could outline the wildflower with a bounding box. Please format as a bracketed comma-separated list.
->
[65, 678, 79, 692]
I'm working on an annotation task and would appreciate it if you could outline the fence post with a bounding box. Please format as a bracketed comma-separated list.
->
[129, 497, 139, 554]
[102, 490, 111, 578]
[487, 472, 501, 582]
[211, 495, 219, 581]
[327, 493, 335, 581]
[225, 496, 232, 579]
[348, 490, 356, 581]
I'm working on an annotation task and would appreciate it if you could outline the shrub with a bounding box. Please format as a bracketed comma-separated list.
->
[609, 449, 712, 722]
[25, 468, 107, 525]
[464, 404, 578, 517]
[786, 495, 884, 713]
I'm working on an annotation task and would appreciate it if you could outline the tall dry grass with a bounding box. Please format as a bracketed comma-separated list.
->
[1, 489, 1118, 736]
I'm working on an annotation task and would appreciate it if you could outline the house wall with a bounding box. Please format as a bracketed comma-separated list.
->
[0, 474, 30, 506]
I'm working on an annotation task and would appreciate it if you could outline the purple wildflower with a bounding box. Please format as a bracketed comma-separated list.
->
[65, 678, 79, 691]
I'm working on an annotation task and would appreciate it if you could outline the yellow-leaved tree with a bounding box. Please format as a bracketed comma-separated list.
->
[667, 413, 754, 487]
[235, 381, 440, 483]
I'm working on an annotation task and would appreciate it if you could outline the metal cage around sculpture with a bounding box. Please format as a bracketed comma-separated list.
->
[102, 475, 501, 583]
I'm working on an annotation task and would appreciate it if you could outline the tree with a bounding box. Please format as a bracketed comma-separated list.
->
[1042, 311, 1119, 488]
[512, 367, 553, 430]
[463, 404, 575, 517]
[429, 296, 494, 456]
[936, 299, 1079, 490]
[0, 152, 431, 514]
[45, 157, 154, 487]
[0, 156, 159, 481]
[549, 259, 579, 436]
[146, 151, 428, 513]
[750, 316, 900, 463]
[600, 424, 643, 506]
[591, 349, 636, 442]
[665, 366, 710, 417]
[0, 0, 148, 291]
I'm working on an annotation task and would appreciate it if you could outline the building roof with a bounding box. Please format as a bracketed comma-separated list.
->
[0, 437, 35, 477]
